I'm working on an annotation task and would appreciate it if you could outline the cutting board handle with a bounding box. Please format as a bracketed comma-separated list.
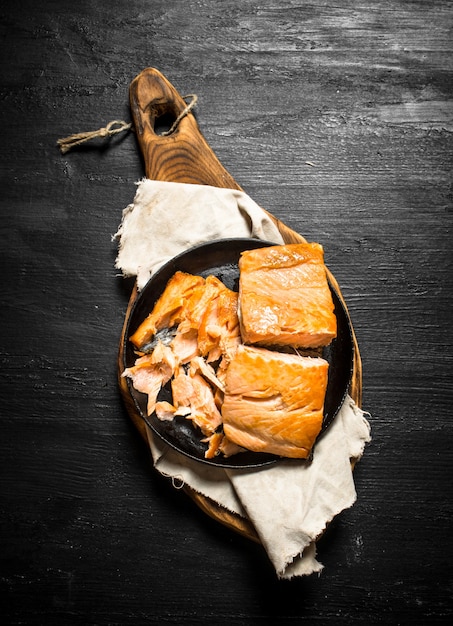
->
[129, 67, 240, 188]
[129, 67, 306, 246]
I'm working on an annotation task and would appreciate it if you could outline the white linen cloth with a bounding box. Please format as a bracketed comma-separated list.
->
[114, 179, 371, 578]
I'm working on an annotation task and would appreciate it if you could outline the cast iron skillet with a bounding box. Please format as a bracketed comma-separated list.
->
[122, 238, 354, 469]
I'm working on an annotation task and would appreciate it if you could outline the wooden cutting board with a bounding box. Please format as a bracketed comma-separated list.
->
[118, 67, 363, 542]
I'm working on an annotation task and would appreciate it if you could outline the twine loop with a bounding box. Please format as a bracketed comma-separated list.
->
[160, 93, 198, 136]
[56, 93, 198, 154]
[57, 119, 132, 154]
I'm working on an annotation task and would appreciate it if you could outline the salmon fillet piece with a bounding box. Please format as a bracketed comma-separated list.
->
[122, 341, 178, 416]
[238, 243, 337, 348]
[170, 327, 199, 364]
[221, 345, 328, 459]
[171, 366, 223, 436]
[169, 275, 240, 365]
[202, 432, 246, 459]
[129, 271, 205, 349]
[198, 280, 241, 362]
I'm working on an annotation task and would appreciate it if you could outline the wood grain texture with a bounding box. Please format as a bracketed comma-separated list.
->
[130, 69, 239, 188]
[1, 1, 452, 624]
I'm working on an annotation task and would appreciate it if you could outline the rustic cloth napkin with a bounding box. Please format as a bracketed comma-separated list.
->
[114, 179, 371, 579]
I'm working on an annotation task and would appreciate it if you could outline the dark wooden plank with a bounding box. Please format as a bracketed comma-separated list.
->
[1, 0, 452, 624]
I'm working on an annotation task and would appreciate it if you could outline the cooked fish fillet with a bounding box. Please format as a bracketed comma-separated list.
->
[197, 280, 240, 362]
[238, 243, 337, 348]
[129, 271, 205, 349]
[122, 341, 177, 416]
[171, 366, 223, 436]
[221, 345, 328, 459]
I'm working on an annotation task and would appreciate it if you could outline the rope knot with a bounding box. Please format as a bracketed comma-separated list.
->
[56, 119, 133, 154]
[56, 93, 198, 154]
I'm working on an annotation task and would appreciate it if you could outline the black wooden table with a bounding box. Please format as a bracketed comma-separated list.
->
[1, 1, 452, 624]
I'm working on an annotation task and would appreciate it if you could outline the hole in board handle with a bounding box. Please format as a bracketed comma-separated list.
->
[154, 111, 178, 135]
